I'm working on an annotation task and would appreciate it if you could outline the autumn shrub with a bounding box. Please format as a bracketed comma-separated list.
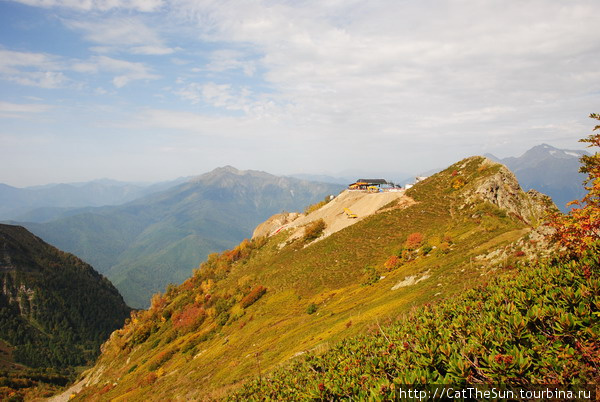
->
[147, 349, 176, 371]
[240, 285, 267, 308]
[98, 383, 114, 395]
[150, 293, 168, 313]
[451, 176, 467, 189]
[549, 113, 600, 256]
[303, 219, 326, 242]
[139, 372, 157, 387]
[383, 255, 401, 271]
[404, 232, 424, 250]
[171, 304, 206, 332]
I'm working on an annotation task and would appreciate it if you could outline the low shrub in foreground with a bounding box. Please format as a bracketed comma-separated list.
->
[232, 247, 599, 400]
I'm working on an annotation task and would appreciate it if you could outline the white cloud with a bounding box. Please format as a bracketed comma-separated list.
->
[92, 56, 160, 87]
[0, 49, 69, 88]
[11, 0, 163, 12]
[66, 17, 174, 55]
[0, 47, 159, 89]
[204, 49, 257, 76]
[0, 101, 52, 118]
[70, 55, 159, 86]
[2, 0, 600, 183]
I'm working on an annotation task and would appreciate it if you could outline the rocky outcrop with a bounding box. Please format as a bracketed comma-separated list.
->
[1, 275, 35, 317]
[252, 212, 302, 239]
[466, 158, 557, 226]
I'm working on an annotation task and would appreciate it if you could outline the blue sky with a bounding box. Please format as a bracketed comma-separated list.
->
[1, 0, 599, 186]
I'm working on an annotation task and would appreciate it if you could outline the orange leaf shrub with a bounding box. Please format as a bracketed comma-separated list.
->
[405, 232, 424, 249]
[549, 113, 600, 256]
[383, 255, 401, 271]
[240, 285, 267, 308]
[171, 304, 206, 330]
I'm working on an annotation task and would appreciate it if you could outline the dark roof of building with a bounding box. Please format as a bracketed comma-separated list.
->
[356, 179, 388, 185]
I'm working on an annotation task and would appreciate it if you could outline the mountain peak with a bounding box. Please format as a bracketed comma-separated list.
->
[191, 166, 278, 184]
[215, 165, 242, 174]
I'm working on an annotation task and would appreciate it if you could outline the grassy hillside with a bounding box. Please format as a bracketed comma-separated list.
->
[234, 247, 599, 399]
[22, 167, 344, 308]
[72, 156, 554, 400]
[0, 224, 131, 400]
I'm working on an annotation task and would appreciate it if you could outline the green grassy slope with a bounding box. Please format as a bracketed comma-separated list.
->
[233, 247, 599, 399]
[72, 157, 551, 400]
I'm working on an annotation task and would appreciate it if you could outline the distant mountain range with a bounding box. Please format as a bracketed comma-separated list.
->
[17, 167, 344, 308]
[485, 143, 588, 212]
[0, 177, 189, 222]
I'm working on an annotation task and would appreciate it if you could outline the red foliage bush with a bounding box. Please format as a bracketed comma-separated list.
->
[171, 304, 206, 330]
[240, 285, 267, 308]
[98, 384, 114, 395]
[383, 255, 401, 271]
[405, 232, 424, 249]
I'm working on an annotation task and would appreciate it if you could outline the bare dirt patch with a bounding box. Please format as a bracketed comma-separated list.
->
[254, 190, 416, 244]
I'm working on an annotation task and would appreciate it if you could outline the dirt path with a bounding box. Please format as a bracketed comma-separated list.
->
[47, 379, 85, 402]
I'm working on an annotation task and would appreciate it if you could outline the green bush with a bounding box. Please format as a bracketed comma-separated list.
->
[421, 244, 433, 255]
[361, 266, 380, 286]
[306, 303, 318, 315]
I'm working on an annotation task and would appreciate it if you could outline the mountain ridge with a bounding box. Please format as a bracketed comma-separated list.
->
[70, 156, 559, 400]
[0, 177, 190, 222]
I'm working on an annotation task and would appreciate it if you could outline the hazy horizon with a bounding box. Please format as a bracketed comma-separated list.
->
[1, 0, 598, 187]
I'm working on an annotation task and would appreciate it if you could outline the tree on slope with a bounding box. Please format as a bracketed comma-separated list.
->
[550, 113, 600, 255]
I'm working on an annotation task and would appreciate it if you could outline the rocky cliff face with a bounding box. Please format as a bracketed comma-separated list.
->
[1, 276, 35, 317]
[463, 157, 557, 226]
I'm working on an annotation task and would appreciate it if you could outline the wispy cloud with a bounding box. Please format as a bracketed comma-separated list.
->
[73, 55, 159, 87]
[204, 49, 257, 76]
[12, 0, 163, 12]
[0, 101, 52, 118]
[165, 0, 600, 146]
[0, 48, 158, 89]
[1, 0, 599, 184]
[0, 49, 68, 88]
[65, 17, 175, 55]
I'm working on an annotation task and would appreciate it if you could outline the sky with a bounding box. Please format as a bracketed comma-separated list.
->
[1, 0, 599, 187]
